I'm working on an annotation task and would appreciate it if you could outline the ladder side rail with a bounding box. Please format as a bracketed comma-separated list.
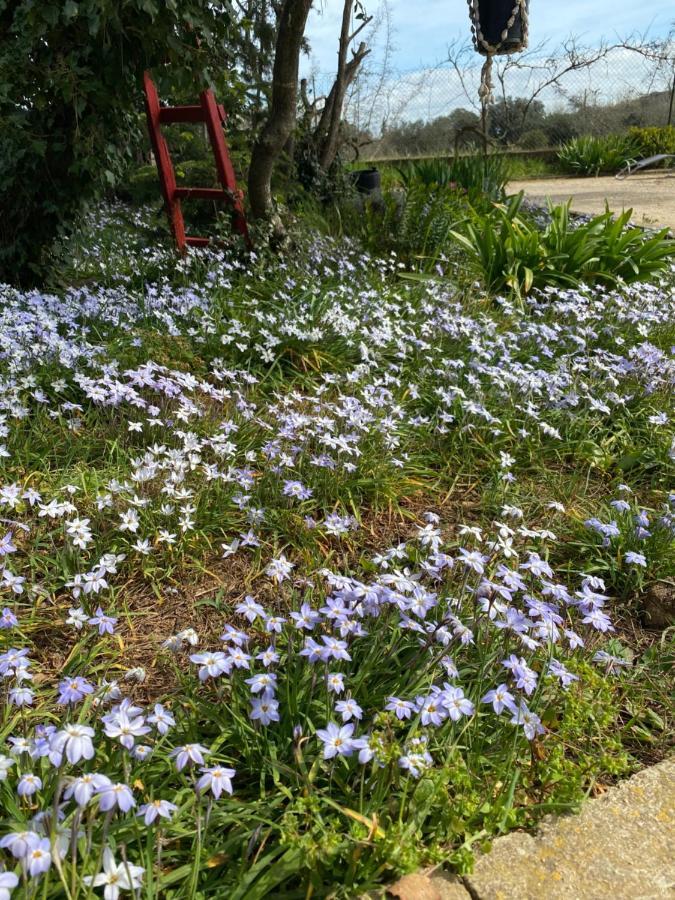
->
[200, 89, 252, 247]
[143, 72, 187, 252]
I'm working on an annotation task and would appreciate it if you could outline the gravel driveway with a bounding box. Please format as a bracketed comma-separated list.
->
[509, 171, 675, 231]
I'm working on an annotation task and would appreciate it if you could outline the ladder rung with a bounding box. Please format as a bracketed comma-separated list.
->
[185, 236, 211, 247]
[159, 105, 205, 124]
[174, 187, 226, 201]
[159, 104, 226, 125]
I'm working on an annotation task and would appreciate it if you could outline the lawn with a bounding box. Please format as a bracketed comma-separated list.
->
[0, 198, 673, 898]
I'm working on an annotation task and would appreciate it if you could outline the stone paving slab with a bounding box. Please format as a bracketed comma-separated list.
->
[429, 756, 675, 900]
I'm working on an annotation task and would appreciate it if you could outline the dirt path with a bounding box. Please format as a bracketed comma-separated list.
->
[509, 171, 675, 231]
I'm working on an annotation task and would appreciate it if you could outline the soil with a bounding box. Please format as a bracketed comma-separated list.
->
[509, 171, 675, 231]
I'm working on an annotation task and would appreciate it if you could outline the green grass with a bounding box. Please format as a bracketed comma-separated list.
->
[504, 154, 563, 180]
[0, 201, 673, 898]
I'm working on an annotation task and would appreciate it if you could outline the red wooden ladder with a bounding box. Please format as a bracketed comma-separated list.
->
[143, 72, 251, 252]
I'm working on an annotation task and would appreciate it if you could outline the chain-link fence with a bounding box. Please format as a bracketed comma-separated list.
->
[306, 40, 675, 160]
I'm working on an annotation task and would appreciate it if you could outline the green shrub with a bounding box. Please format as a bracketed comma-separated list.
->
[359, 183, 467, 264]
[118, 158, 230, 231]
[397, 154, 510, 201]
[450, 192, 675, 296]
[0, 1, 238, 285]
[117, 164, 163, 206]
[557, 135, 639, 176]
[506, 155, 562, 179]
[518, 129, 548, 150]
[628, 125, 675, 158]
[164, 124, 212, 162]
[174, 159, 220, 187]
[397, 158, 457, 189]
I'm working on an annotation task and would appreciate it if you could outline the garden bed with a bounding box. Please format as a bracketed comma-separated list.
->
[0, 201, 673, 898]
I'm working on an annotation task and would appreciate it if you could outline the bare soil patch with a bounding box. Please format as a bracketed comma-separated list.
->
[509, 171, 675, 231]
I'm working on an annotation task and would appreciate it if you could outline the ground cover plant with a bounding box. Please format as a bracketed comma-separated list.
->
[557, 134, 640, 176]
[0, 201, 673, 898]
[450, 192, 675, 297]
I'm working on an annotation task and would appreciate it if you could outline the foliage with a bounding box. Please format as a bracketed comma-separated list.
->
[396, 154, 510, 201]
[557, 135, 640, 176]
[345, 184, 467, 266]
[489, 98, 547, 146]
[117, 163, 220, 210]
[628, 125, 675, 158]
[518, 129, 549, 150]
[364, 85, 671, 160]
[369, 108, 483, 158]
[450, 193, 675, 296]
[0, 0, 238, 284]
[0, 201, 672, 896]
[504, 154, 562, 179]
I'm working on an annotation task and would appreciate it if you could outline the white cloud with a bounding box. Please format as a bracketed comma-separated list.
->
[303, 0, 673, 76]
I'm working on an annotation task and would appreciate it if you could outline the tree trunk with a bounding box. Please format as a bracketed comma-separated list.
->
[316, 41, 370, 169]
[316, 0, 371, 171]
[317, 0, 352, 171]
[248, 0, 313, 220]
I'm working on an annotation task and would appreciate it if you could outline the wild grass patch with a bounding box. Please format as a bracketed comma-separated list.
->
[0, 204, 673, 897]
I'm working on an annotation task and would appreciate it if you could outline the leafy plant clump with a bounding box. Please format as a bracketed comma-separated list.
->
[397, 154, 510, 201]
[451, 193, 675, 296]
[557, 135, 640, 176]
[628, 125, 675, 159]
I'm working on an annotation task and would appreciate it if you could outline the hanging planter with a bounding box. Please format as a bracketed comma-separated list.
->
[468, 0, 529, 56]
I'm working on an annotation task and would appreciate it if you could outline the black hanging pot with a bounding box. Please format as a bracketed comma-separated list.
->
[470, 0, 529, 55]
[351, 167, 381, 194]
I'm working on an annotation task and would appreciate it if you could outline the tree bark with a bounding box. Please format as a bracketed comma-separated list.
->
[316, 0, 371, 171]
[316, 41, 370, 169]
[248, 0, 313, 220]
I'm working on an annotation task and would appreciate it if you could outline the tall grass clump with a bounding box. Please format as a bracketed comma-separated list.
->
[450, 192, 675, 296]
[397, 153, 510, 200]
[557, 135, 639, 176]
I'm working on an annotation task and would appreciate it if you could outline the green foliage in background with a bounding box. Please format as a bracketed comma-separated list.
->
[628, 125, 675, 158]
[557, 135, 640, 176]
[0, 0, 238, 284]
[396, 154, 510, 201]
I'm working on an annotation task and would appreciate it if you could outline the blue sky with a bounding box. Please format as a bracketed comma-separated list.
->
[304, 1, 673, 75]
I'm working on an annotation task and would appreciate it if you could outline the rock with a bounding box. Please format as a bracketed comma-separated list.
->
[641, 581, 675, 628]
[386, 873, 442, 900]
[432, 872, 471, 899]
[376, 870, 468, 900]
[460, 758, 675, 899]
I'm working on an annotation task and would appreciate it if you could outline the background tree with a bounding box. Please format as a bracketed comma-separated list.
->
[315, 0, 372, 170]
[0, 0, 236, 285]
[294, 1, 372, 191]
[233, 0, 285, 131]
[247, 0, 313, 222]
[488, 97, 545, 144]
